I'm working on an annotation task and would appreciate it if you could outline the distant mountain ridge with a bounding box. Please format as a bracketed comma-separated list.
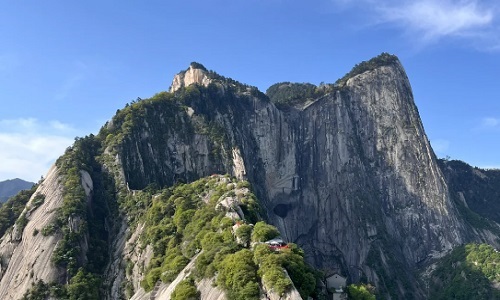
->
[0, 178, 34, 202]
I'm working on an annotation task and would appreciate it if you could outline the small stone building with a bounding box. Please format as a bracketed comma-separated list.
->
[326, 273, 347, 292]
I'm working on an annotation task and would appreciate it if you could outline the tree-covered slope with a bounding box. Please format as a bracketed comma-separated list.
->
[134, 175, 317, 299]
[266, 82, 328, 108]
[429, 243, 500, 299]
[335, 52, 399, 86]
[0, 184, 38, 237]
[439, 159, 500, 225]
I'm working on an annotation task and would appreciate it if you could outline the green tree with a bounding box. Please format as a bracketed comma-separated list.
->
[171, 278, 200, 300]
[0, 184, 38, 238]
[235, 224, 252, 246]
[347, 284, 376, 300]
[217, 249, 260, 300]
[251, 221, 280, 242]
[67, 268, 100, 300]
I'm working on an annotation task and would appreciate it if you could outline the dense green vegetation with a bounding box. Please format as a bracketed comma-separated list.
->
[22, 269, 100, 300]
[430, 243, 500, 299]
[251, 221, 280, 242]
[188, 61, 208, 72]
[66, 269, 101, 300]
[266, 82, 327, 108]
[133, 175, 317, 299]
[0, 184, 37, 238]
[139, 176, 239, 291]
[253, 243, 316, 297]
[21, 281, 67, 300]
[347, 283, 376, 300]
[171, 277, 200, 300]
[54, 136, 97, 274]
[336, 52, 398, 86]
[217, 249, 260, 299]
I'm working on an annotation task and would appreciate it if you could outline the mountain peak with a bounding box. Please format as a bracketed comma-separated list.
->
[336, 52, 401, 86]
[189, 61, 208, 71]
[169, 62, 212, 93]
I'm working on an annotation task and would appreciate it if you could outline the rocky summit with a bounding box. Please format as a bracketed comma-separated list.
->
[1, 53, 499, 300]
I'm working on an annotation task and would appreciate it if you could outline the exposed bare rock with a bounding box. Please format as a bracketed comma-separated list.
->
[232, 147, 246, 180]
[216, 195, 245, 220]
[0, 166, 65, 299]
[104, 220, 131, 299]
[170, 64, 212, 93]
[105, 222, 153, 300]
[198, 278, 226, 300]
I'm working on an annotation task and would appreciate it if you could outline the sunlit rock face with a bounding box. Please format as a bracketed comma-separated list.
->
[169, 63, 212, 93]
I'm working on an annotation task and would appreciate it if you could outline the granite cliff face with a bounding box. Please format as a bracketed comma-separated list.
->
[111, 59, 470, 291]
[1, 55, 499, 299]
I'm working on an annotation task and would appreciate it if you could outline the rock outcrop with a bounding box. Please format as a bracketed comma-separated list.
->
[170, 63, 212, 93]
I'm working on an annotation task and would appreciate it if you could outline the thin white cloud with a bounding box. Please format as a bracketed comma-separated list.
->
[381, 1, 493, 40]
[331, 0, 498, 49]
[49, 120, 74, 132]
[481, 117, 500, 128]
[0, 118, 78, 182]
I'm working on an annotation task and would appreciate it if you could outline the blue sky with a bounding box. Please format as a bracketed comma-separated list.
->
[1, 0, 499, 182]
